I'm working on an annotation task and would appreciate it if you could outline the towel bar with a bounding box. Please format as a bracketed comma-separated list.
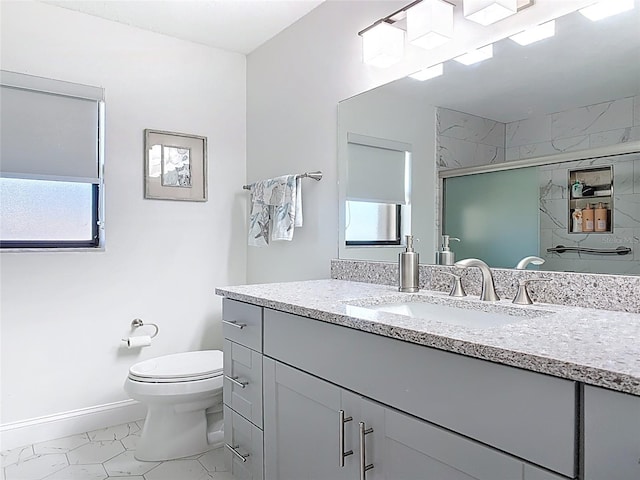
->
[242, 171, 322, 190]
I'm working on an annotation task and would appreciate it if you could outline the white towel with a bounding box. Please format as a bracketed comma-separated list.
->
[294, 176, 303, 228]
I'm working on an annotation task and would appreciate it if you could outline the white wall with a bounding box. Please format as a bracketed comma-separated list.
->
[246, 0, 596, 283]
[0, 0, 246, 428]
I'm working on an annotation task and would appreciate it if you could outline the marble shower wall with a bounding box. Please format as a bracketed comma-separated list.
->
[436, 108, 506, 170]
[506, 96, 640, 160]
[436, 96, 640, 275]
[539, 154, 640, 275]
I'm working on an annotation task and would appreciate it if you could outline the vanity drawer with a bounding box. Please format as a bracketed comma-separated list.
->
[224, 405, 264, 480]
[223, 339, 263, 428]
[263, 308, 576, 478]
[222, 299, 262, 352]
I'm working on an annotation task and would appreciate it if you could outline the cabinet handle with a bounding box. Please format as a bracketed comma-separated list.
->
[225, 443, 250, 463]
[339, 410, 353, 467]
[225, 375, 249, 389]
[223, 320, 246, 329]
[359, 422, 374, 480]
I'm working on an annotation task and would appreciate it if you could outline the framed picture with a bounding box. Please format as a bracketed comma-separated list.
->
[144, 129, 207, 201]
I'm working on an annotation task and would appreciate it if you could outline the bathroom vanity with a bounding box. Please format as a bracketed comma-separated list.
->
[217, 280, 640, 480]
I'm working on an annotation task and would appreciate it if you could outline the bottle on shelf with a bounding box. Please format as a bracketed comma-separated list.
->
[571, 180, 583, 198]
[582, 203, 594, 232]
[571, 208, 583, 233]
[595, 202, 608, 232]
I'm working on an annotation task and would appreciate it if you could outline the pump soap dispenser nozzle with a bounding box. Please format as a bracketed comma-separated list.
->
[399, 234, 419, 293]
[435, 235, 460, 266]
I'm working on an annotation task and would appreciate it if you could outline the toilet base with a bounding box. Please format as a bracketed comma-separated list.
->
[135, 406, 210, 461]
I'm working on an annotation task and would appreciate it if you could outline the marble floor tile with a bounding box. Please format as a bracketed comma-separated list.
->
[34, 433, 90, 455]
[198, 448, 228, 473]
[103, 450, 159, 476]
[87, 423, 141, 443]
[67, 441, 125, 465]
[144, 460, 214, 480]
[4, 453, 68, 480]
[44, 464, 108, 480]
[1, 445, 35, 468]
[1, 420, 227, 480]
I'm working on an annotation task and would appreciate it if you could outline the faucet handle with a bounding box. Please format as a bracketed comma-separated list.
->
[512, 278, 551, 305]
[441, 271, 466, 297]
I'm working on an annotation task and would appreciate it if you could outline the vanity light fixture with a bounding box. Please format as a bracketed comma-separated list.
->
[463, 0, 534, 26]
[453, 44, 494, 65]
[407, 0, 454, 50]
[509, 19, 555, 45]
[409, 63, 444, 81]
[361, 21, 405, 67]
[579, 0, 634, 21]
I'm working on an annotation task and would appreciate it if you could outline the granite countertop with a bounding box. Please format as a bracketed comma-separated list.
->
[215, 279, 640, 396]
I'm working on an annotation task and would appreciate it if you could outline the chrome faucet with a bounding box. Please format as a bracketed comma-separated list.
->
[454, 258, 500, 301]
[515, 256, 545, 270]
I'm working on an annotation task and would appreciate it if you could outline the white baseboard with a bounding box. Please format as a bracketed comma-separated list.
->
[0, 400, 147, 451]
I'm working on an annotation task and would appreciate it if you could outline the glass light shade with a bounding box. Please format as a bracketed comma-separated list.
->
[579, 0, 634, 21]
[407, 0, 454, 50]
[453, 44, 494, 65]
[464, 0, 518, 26]
[509, 20, 555, 46]
[362, 22, 405, 68]
[409, 63, 444, 81]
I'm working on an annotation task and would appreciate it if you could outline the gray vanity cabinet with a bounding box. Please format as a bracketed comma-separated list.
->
[263, 308, 576, 478]
[222, 299, 264, 480]
[263, 356, 567, 480]
[359, 397, 566, 480]
[583, 385, 640, 480]
[263, 357, 356, 480]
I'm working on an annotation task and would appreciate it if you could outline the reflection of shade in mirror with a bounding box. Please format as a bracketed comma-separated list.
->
[345, 201, 401, 245]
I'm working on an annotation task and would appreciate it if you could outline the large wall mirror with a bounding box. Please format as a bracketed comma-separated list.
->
[338, 5, 640, 275]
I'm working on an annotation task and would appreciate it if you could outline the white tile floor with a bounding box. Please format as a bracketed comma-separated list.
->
[1, 421, 231, 480]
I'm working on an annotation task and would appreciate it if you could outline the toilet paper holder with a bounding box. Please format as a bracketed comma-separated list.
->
[129, 318, 159, 339]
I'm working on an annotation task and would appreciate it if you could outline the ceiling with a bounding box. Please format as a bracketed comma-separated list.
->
[41, 0, 325, 54]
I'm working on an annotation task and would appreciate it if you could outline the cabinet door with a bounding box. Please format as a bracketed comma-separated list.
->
[223, 339, 263, 428]
[224, 405, 263, 480]
[584, 385, 640, 480]
[263, 358, 353, 480]
[360, 398, 530, 480]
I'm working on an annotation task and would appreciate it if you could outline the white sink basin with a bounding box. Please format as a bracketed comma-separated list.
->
[346, 294, 554, 329]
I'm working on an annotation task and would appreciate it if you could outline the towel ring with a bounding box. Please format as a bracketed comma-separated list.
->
[130, 318, 159, 339]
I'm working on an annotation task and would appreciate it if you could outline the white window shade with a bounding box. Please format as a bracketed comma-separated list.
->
[346, 137, 410, 205]
[0, 70, 103, 183]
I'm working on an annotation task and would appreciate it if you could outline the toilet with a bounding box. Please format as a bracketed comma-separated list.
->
[124, 350, 224, 461]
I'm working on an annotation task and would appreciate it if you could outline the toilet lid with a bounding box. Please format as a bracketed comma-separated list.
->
[129, 350, 223, 382]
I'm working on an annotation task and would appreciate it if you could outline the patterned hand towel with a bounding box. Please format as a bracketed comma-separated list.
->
[248, 175, 302, 246]
[271, 175, 298, 241]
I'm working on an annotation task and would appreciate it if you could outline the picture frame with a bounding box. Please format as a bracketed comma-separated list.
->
[144, 129, 207, 201]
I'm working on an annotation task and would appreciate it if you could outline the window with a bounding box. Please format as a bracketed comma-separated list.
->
[0, 70, 104, 249]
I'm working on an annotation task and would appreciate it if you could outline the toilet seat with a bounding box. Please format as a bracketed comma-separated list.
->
[128, 350, 223, 384]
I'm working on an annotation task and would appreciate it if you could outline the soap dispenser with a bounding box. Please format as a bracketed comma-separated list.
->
[435, 235, 460, 266]
[399, 235, 419, 293]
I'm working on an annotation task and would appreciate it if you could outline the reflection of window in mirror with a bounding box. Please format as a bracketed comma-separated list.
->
[345, 134, 412, 247]
[345, 201, 401, 245]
